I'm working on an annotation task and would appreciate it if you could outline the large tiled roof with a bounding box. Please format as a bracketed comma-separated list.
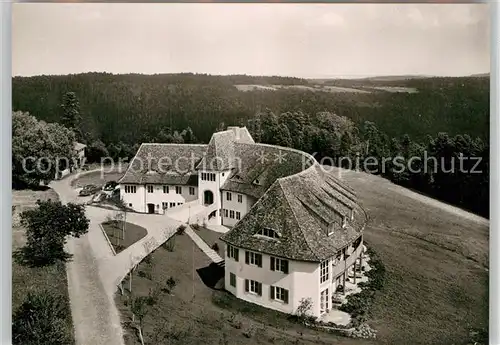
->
[118, 143, 207, 185]
[118, 127, 367, 262]
[220, 163, 367, 262]
[196, 127, 255, 171]
[220, 142, 314, 199]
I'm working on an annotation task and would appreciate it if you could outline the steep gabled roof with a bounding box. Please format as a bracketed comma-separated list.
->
[220, 164, 367, 262]
[118, 143, 207, 185]
[220, 142, 313, 199]
[196, 130, 236, 171]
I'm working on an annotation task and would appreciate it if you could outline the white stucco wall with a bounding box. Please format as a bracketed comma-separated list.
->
[224, 247, 320, 317]
[144, 184, 198, 214]
[119, 184, 197, 214]
[198, 169, 231, 225]
[120, 184, 146, 213]
[221, 193, 256, 227]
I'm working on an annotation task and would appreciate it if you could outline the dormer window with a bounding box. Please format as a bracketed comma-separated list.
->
[327, 223, 334, 236]
[253, 179, 260, 185]
[256, 228, 280, 240]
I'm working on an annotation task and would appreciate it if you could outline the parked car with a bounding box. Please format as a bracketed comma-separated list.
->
[79, 184, 101, 196]
[103, 181, 118, 191]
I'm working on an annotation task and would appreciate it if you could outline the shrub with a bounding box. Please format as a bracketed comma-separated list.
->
[211, 243, 220, 252]
[162, 276, 177, 294]
[162, 237, 175, 252]
[12, 291, 73, 345]
[176, 225, 186, 235]
[293, 297, 313, 323]
[338, 245, 386, 325]
[192, 223, 200, 230]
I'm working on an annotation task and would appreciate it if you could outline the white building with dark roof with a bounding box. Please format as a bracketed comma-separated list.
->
[118, 126, 367, 319]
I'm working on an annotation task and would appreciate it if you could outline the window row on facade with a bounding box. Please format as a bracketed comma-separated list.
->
[226, 245, 289, 274]
[228, 273, 289, 304]
[162, 201, 184, 209]
[226, 192, 243, 203]
[201, 172, 216, 181]
[123, 184, 196, 195]
[221, 209, 241, 220]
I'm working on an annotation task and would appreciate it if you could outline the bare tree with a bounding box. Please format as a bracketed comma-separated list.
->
[130, 295, 149, 345]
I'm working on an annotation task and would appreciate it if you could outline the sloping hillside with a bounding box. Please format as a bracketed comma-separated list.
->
[331, 167, 488, 345]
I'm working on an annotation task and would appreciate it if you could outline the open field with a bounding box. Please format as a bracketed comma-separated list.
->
[116, 232, 371, 345]
[12, 188, 75, 343]
[102, 221, 148, 254]
[332, 167, 488, 345]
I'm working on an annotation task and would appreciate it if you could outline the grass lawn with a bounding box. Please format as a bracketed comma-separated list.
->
[101, 221, 148, 254]
[71, 168, 126, 189]
[115, 232, 373, 345]
[12, 189, 75, 343]
[333, 168, 489, 345]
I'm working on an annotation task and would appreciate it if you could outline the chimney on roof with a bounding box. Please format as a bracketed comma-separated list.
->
[227, 126, 240, 140]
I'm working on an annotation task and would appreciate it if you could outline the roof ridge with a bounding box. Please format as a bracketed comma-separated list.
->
[142, 143, 207, 147]
[278, 179, 321, 261]
[117, 143, 145, 184]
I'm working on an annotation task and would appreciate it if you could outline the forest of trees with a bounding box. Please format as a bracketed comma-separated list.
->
[12, 73, 490, 217]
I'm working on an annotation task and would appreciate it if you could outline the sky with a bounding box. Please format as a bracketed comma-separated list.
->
[12, 3, 490, 78]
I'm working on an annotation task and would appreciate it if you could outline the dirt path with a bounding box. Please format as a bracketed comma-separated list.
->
[50, 169, 184, 345]
[51, 171, 125, 345]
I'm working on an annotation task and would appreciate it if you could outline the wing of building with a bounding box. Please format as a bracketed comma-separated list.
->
[118, 126, 368, 319]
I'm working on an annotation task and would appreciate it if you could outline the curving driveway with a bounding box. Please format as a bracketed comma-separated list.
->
[50, 170, 184, 345]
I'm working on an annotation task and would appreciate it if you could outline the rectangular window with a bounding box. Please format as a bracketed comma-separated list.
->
[125, 185, 137, 193]
[162, 202, 168, 210]
[226, 192, 232, 201]
[230, 273, 236, 287]
[320, 260, 329, 283]
[270, 257, 289, 274]
[163, 186, 169, 193]
[320, 288, 329, 312]
[169, 202, 175, 208]
[245, 279, 262, 296]
[176, 186, 182, 194]
[189, 187, 195, 195]
[270, 286, 289, 304]
[237, 194, 243, 203]
[236, 211, 241, 220]
[227, 245, 239, 261]
[229, 210, 235, 219]
[245, 251, 262, 267]
[224, 209, 228, 217]
[147, 185, 154, 193]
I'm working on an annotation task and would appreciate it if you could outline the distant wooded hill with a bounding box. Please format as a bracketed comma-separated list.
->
[12, 73, 489, 145]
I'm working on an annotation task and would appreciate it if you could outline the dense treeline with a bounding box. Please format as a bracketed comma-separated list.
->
[12, 73, 489, 145]
[246, 110, 489, 218]
[12, 73, 489, 217]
